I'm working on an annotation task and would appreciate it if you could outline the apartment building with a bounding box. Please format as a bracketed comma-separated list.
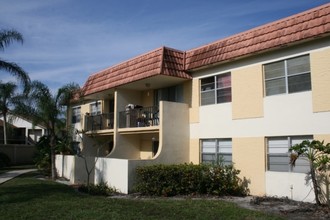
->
[56, 3, 330, 202]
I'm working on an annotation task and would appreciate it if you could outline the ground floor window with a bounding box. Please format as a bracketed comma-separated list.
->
[201, 139, 232, 165]
[267, 135, 312, 173]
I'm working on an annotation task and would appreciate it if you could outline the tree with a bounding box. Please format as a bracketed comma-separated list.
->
[0, 29, 30, 92]
[0, 82, 23, 144]
[16, 80, 80, 179]
[289, 140, 330, 205]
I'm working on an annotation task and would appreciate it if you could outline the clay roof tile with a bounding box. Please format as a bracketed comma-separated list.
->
[185, 3, 330, 70]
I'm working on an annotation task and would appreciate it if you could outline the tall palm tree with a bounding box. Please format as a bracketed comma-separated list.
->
[17, 80, 80, 179]
[0, 82, 20, 144]
[0, 29, 30, 91]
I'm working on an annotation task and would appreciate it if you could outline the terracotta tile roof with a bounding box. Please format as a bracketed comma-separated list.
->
[82, 47, 190, 96]
[81, 3, 330, 96]
[185, 3, 330, 70]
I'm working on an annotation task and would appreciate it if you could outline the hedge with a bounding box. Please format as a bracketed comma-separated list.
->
[135, 163, 249, 197]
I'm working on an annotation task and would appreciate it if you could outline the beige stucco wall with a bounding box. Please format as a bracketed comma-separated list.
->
[139, 133, 157, 159]
[189, 78, 200, 123]
[155, 101, 190, 163]
[311, 48, 330, 113]
[183, 80, 192, 106]
[142, 90, 154, 107]
[314, 134, 330, 144]
[232, 65, 264, 119]
[189, 138, 200, 164]
[232, 137, 266, 196]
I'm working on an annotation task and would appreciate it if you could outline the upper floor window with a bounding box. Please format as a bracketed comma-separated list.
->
[201, 139, 232, 166]
[90, 101, 101, 116]
[71, 107, 81, 124]
[154, 85, 184, 105]
[200, 73, 231, 106]
[267, 135, 312, 173]
[264, 55, 311, 96]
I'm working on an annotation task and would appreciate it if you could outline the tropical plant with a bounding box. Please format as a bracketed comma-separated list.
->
[0, 81, 26, 144]
[0, 29, 30, 144]
[0, 82, 15, 144]
[34, 135, 74, 175]
[0, 29, 30, 92]
[289, 140, 330, 205]
[16, 80, 80, 179]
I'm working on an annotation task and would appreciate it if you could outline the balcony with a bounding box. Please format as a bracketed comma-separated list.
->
[119, 106, 159, 128]
[85, 113, 114, 131]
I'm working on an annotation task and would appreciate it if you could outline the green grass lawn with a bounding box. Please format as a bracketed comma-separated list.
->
[0, 171, 284, 220]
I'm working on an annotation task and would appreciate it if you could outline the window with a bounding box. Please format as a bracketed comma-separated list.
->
[200, 73, 231, 106]
[154, 85, 184, 105]
[267, 136, 312, 173]
[90, 101, 101, 116]
[264, 55, 311, 96]
[72, 107, 81, 124]
[201, 139, 232, 165]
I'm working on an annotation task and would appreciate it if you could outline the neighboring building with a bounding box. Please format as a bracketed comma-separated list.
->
[0, 114, 47, 165]
[0, 114, 46, 145]
[56, 3, 330, 202]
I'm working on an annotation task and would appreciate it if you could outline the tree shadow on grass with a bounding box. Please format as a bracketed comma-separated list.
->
[0, 171, 78, 205]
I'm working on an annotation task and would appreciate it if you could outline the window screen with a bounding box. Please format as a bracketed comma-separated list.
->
[200, 73, 231, 106]
[264, 55, 311, 96]
[267, 136, 312, 173]
[201, 139, 232, 165]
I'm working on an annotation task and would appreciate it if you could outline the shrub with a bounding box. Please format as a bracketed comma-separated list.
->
[135, 163, 249, 197]
[0, 152, 11, 168]
[78, 182, 118, 196]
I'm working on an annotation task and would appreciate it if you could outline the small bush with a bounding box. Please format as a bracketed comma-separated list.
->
[78, 182, 118, 196]
[135, 163, 249, 197]
[0, 152, 11, 168]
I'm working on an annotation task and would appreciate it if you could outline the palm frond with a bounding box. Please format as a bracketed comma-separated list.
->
[0, 29, 23, 51]
[0, 60, 30, 92]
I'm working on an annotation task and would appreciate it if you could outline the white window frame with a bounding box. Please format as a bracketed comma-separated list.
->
[264, 54, 311, 96]
[267, 135, 312, 173]
[200, 72, 231, 106]
[201, 139, 232, 165]
[90, 101, 101, 116]
[71, 106, 81, 124]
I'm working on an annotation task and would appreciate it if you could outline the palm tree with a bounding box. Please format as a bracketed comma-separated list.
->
[0, 82, 20, 144]
[16, 80, 80, 179]
[0, 29, 30, 91]
[290, 140, 330, 205]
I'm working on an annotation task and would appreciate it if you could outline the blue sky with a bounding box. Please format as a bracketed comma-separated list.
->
[1, 0, 329, 92]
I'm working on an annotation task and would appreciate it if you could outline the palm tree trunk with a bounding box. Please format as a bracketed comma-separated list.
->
[3, 112, 7, 144]
[50, 131, 57, 180]
[310, 163, 321, 205]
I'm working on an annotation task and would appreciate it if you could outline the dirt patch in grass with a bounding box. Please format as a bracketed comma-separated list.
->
[215, 196, 330, 220]
[109, 193, 330, 219]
